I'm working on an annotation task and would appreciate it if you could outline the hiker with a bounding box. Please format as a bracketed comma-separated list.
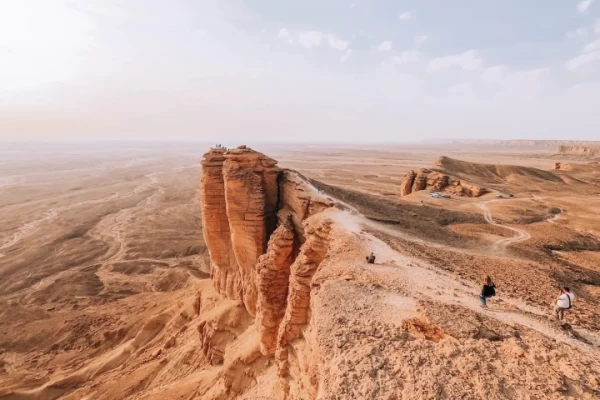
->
[555, 287, 575, 321]
[479, 276, 496, 308]
[366, 252, 376, 264]
[420, 200, 424, 206]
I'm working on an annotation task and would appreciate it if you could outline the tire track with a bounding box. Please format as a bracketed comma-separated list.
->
[477, 201, 531, 250]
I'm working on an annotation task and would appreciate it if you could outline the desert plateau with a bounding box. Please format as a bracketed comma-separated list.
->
[1, 140, 600, 400]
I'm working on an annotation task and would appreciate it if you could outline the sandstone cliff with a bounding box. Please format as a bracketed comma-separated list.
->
[557, 145, 600, 158]
[200, 146, 335, 396]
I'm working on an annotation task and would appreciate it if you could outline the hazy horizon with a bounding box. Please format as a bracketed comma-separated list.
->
[2, 0, 600, 142]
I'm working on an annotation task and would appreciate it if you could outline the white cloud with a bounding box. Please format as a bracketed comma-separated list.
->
[278, 27, 292, 43]
[327, 34, 349, 51]
[377, 41, 393, 51]
[278, 29, 349, 51]
[297, 30, 323, 48]
[595, 19, 600, 33]
[340, 49, 352, 63]
[448, 83, 475, 98]
[428, 50, 483, 72]
[414, 35, 428, 47]
[577, 0, 593, 14]
[481, 65, 507, 83]
[399, 11, 412, 20]
[583, 38, 600, 53]
[392, 51, 420, 65]
[566, 51, 600, 70]
[566, 27, 587, 39]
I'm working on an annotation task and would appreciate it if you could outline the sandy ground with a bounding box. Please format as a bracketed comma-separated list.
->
[0, 142, 599, 399]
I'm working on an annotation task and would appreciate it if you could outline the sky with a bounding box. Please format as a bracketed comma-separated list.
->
[1, 0, 599, 142]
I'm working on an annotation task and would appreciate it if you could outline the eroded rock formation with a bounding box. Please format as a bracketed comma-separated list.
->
[256, 222, 295, 356]
[200, 148, 242, 301]
[400, 167, 488, 197]
[200, 145, 334, 386]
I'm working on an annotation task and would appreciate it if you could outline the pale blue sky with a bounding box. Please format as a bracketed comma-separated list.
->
[1, 0, 599, 142]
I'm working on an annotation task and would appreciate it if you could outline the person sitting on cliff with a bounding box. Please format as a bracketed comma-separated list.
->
[366, 252, 376, 264]
[555, 286, 575, 321]
[479, 276, 496, 308]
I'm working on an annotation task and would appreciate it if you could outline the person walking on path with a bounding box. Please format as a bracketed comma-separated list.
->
[479, 276, 496, 308]
[555, 287, 575, 321]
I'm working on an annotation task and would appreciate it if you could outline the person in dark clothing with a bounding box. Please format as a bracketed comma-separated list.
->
[479, 276, 496, 308]
[366, 252, 376, 264]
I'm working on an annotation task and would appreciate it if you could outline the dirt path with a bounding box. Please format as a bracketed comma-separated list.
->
[324, 196, 599, 351]
[359, 223, 600, 351]
[477, 201, 531, 249]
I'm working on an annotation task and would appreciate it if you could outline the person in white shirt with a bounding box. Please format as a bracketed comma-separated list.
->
[555, 287, 575, 321]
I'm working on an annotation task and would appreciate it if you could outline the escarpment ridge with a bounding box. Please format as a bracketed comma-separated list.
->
[199, 145, 336, 395]
[557, 145, 600, 158]
[196, 146, 600, 400]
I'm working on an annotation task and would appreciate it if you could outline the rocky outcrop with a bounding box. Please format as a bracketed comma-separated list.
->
[200, 148, 242, 300]
[222, 146, 281, 315]
[400, 170, 416, 196]
[557, 145, 600, 158]
[275, 218, 332, 382]
[400, 167, 488, 197]
[553, 162, 574, 171]
[256, 222, 295, 355]
[200, 145, 334, 378]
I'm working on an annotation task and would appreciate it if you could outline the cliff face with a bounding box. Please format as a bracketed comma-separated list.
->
[222, 146, 281, 315]
[200, 148, 243, 300]
[400, 167, 488, 197]
[557, 145, 600, 158]
[200, 146, 335, 394]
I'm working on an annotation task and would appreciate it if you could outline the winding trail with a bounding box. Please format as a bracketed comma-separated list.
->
[477, 201, 531, 249]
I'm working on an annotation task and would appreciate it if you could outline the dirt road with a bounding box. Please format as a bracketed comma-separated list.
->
[477, 201, 531, 249]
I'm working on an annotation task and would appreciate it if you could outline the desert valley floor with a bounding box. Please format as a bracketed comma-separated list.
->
[0, 141, 599, 399]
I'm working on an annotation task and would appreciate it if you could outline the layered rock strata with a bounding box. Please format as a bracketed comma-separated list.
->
[200, 145, 334, 379]
[557, 145, 600, 158]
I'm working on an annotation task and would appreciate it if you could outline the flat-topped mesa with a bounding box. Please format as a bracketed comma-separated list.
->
[557, 145, 600, 158]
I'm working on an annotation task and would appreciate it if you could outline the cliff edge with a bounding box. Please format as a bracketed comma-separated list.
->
[196, 147, 600, 400]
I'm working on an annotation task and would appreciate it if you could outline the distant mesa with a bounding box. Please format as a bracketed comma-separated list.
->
[400, 156, 489, 197]
[556, 145, 600, 159]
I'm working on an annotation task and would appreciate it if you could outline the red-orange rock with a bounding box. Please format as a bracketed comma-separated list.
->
[255, 221, 295, 355]
[222, 146, 281, 316]
[200, 148, 243, 300]
[276, 218, 332, 375]
[400, 170, 416, 196]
